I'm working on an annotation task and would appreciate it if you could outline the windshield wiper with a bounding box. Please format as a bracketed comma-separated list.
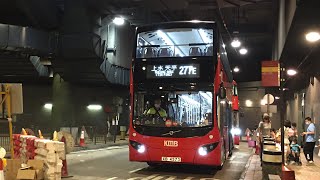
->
[162, 130, 182, 136]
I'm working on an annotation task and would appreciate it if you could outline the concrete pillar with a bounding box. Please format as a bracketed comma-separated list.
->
[273, 0, 296, 60]
[52, 74, 75, 128]
[285, 0, 296, 35]
[102, 21, 134, 68]
[277, 0, 286, 60]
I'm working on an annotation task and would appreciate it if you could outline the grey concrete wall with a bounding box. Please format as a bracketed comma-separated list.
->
[15, 83, 128, 132]
[238, 81, 281, 133]
[286, 76, 320, 144]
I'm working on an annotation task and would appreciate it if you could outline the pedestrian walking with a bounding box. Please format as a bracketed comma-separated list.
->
[301, 117, 316, 164]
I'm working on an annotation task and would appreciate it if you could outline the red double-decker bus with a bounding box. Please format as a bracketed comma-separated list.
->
[129, 21, 235, 169]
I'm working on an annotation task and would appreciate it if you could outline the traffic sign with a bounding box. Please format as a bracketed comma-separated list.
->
[263, 94, 274, 104]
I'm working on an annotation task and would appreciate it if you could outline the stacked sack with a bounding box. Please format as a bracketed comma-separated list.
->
[26, 136, 37, 159]
[35, 139, 65, 180]
[19, 135, 36, 163]
[13, 134, 21, 159]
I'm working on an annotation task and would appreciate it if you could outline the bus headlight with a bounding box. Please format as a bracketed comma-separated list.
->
[138, 145, 146, 153]
[130, 140, 146, 153]
[198, 142, 219, 156]
[231, 128, 241, 135]
[198, 147, 208, 156]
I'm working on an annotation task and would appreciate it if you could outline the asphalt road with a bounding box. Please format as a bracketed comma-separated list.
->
[67, 143, 251, 180]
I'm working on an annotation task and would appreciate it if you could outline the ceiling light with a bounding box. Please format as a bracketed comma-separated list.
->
[305, 32, 320, 42]
[87, 104, 102, 111]
[44, 103, 52, 110]
[275, 96, 280, 100]
[113, 17, 125, 25]
[287, 69, 297, 76]
[159, 86, 163, 90]
[233, 66, 240, 73]
[191, 20, 201, 23]
[239, 48, 248, 55]
[245, 100, 253, 107]
[231, 39, 241, 48]
[142, 67, 146, 70]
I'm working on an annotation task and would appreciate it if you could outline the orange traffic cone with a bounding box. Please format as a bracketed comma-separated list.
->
[79, 126, 85, 147]
[61, 136, 72, 178]
[0, 159, 4, 180]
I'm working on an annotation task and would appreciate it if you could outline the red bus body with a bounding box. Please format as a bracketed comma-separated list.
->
[129, 22, 235, 168]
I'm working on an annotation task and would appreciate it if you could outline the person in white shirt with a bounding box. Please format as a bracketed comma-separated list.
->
[258, 113, 272, 161]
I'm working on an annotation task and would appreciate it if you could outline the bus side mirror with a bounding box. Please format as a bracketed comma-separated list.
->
[219, 84, 226, 99]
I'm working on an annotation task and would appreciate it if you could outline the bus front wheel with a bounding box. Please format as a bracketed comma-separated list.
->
[217, 165, 223, 170]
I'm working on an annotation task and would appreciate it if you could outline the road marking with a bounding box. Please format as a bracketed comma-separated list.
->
[70, 145, 128, 154]
[142, 174, 160, 180]
[129, 167, 144, 173]
[106, 177, 117, 180]
[107, 146, 123, 150]
[183, 177, 194, 180]
[152, 176, 164, 180]
[165, 176, 177, 180]
[127, 178, 140, 180]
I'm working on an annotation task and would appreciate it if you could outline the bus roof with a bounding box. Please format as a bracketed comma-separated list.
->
[136, 21, 217, 33]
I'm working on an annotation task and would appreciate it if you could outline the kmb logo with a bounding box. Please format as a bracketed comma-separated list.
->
[164, 140, 178, 147]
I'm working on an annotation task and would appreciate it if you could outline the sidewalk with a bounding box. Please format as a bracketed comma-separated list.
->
[241, 153, 263, 180]
[241, 146, 320, 180]
[287, 147, 320, 180]
[72, 136, 128, 152]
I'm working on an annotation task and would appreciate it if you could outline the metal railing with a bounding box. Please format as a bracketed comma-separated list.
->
[0, 125, 127, 151]
[0, 134, 10, 152]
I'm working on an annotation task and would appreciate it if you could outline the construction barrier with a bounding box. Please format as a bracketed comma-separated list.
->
[79, 127, 85, 147]
[0, 158, 4, 180]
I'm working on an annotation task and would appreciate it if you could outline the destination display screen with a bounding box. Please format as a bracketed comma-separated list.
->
[146, 64, 200, 79]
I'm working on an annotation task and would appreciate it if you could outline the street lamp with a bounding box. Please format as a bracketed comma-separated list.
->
[239, 48, 248, 55]
[231, 39, 241, 48]
[233, 66, 240, 73]
[305, 32, 320, 42]
[287, 69, 297, 76]
[113, 17, 125, 26]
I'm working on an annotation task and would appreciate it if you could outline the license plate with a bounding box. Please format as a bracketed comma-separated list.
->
[161, 157, 181, 162]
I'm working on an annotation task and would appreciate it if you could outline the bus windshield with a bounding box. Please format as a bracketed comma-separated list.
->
[136, 28, 214, 58]
[133, 91, 213, 128]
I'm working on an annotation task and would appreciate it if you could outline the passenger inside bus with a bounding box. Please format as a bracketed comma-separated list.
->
[158, 48, 173, 57]
[144, 99, 167, 118]
[205, 46, 213, 56]
[144, 47, 156, 58]
[189, 47, 202, 56]
[134, 91, 213, 127]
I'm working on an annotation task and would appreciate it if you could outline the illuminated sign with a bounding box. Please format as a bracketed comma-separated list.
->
[147, 64, 200, 78]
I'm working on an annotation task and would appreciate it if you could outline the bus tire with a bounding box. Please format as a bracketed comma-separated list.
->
[217, 164, 223, 170]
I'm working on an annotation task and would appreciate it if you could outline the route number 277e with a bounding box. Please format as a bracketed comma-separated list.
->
[179, 66, 197, 75]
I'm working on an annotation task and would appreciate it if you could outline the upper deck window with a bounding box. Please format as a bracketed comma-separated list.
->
[136, 28, 214, 58]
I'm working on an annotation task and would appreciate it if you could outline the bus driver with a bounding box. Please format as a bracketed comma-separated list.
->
[145, 99, 167, 118]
